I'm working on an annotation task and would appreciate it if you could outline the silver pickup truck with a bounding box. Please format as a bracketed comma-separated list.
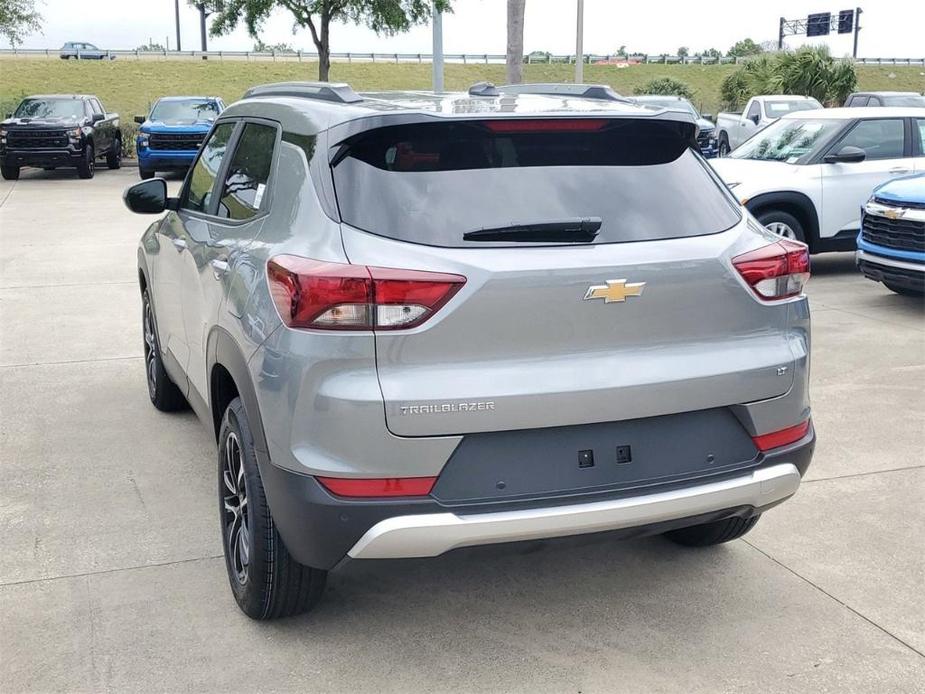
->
[715, 95, 822, 156]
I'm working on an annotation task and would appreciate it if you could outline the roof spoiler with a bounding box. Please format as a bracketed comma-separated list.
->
[497, 83, 629, 102]
[242, 82, 363, 104]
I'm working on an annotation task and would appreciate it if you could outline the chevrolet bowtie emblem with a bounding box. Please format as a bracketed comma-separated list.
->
[882, 208, 906, 220]
[583, 279, 646, 303]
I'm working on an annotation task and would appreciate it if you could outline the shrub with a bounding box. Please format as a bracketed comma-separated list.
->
[633, 77, 694, 99]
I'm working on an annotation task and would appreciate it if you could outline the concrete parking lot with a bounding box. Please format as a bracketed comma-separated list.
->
[1, 167, 923, 693]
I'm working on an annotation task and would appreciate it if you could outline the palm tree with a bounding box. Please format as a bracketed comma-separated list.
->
[506, 0, 526, 84]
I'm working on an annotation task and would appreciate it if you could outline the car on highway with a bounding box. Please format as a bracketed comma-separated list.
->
[123, 81, 815, 619]
[134, 96, 225, 179]
[710, 107, 925, 252]
[59, 41, 115, 60]
[715, 95, 822, 156]
[844, 91, 925, 108]
[856, 174, 925, 296]
[632, 94, 718, 157]
[0, 94, 121, 180]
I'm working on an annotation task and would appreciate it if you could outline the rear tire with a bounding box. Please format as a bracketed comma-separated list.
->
[141, 289, 188, 412]
[1, 165, 20, 181]
[77, 145, 95, 179]
[106, 137, 122, 169]
[665, 515, 761, 547]
[219, 397, 327, 620]
[717, 133, 730, 157]
[883, 282, 924, 298]
[756, 209, 807, 244]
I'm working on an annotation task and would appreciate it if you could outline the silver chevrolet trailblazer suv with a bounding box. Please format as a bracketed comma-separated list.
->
[124, 82, 815, 620]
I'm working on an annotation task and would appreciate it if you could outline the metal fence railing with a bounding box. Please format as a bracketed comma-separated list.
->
[1, 48, 923, 66]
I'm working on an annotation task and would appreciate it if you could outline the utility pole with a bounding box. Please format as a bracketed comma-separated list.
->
[778, 17, 784, 51]
[575, 0, 584, 83]
[175, 0, 182, 51]
[432, 1, 444, 92]
[853, 7, 862, 59]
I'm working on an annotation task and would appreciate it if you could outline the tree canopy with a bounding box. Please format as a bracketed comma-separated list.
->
[208, 0, 452, 80]
[0, 0, 42, 47]
[727, 38, 763, 58]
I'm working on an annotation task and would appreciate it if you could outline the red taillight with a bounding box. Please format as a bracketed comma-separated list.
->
[752, 420, 811, 451]
[267, 255, 465, 331]
[482, 119, 608, 133]
[732, 239, 810, 301]
[316, 476, 437, 498]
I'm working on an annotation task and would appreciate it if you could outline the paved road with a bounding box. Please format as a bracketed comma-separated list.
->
[1, 167, 923, 693]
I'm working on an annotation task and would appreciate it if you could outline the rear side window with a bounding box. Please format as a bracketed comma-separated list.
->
[216, 123, 276, 221]
[182, 122, 235, 214]
[332, 119, 741, 247]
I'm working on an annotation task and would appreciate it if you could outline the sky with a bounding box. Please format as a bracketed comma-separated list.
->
[12, 0, 925, 59]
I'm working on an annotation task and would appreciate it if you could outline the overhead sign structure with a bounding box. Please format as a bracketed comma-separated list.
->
[778, 8, 862, 58]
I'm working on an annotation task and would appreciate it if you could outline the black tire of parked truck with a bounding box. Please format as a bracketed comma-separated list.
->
[139, 167, 155, 180]
[1, 165, 20, 180]
[107, 137, 122, 169]
[219, 397, 328, 620]
[664, 514, 761, 547]
[77, 144, 95, 179]
[717, 133, 730, 157]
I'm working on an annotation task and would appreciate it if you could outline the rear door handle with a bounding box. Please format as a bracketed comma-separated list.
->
[889, 167, 911, 174]
[171, 238, 187, 252]
[210, 258, 229, 279]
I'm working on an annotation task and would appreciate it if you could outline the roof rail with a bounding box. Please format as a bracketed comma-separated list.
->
[242, 82, 363, 104]
[497, 83, 628, 102]
[468, 81, 500, 97]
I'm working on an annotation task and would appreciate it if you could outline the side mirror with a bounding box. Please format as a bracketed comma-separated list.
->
[91, 113, 105, 123]
[124, 178, 175, 214]
[824, 145, 866, 164]
[134, 115, 146, 124]
[750, 114, 760, 125]
[701, 113, 713, 121]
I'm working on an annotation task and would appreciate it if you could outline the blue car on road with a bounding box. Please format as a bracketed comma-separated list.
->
[134, 96, 224, 179]
[857, 174, 925, 297]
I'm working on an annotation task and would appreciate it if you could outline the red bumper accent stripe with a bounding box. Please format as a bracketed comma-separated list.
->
[752, 420, 811, 452]
[316, 476, 437, 498]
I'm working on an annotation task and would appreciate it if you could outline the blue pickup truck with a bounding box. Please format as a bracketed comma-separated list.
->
[134, 96, 224, 179]
[856, 174, 925, 297]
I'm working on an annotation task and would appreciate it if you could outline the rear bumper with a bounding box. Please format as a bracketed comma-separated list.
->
[260, 427, 814, 569]
[349, 463, 800, 559]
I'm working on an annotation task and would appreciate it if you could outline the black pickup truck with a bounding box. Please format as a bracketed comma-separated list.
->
[0, 94, 121, 180]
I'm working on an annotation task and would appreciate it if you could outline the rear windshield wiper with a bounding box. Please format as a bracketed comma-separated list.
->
[462, 217, 602, 243]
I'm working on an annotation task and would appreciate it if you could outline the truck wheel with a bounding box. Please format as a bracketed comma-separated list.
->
[664, 515, 761, 547]
[1, 165, 20, 181]
[756, 209, 806, 244]
[141, 290, 187, 412]
[106, 137, 122, 169]
[77, 145, 95, 179]
[717, 134, 730, 157]
[139, 167, 155, 180]
[219, 397, 327, 620]
[883, 282, 924, 298]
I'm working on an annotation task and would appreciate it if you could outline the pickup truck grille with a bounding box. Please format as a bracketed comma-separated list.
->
[7, 130, 69, 149]
[148, 133, 205, 151]
[862, 210, 925, 253]
[696, 130, 715, 145]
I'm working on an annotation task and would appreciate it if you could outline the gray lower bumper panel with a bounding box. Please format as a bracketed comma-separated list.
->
[348, 463, 801, 559]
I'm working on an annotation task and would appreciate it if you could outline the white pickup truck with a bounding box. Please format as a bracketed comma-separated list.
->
[715, 95, 822, 156]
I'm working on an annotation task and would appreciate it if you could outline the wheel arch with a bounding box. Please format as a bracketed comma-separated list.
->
[207, 327, 270, 464]
[746, 191, 820, 250]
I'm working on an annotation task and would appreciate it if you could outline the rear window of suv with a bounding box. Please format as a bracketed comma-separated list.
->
[331, 119, 741, 247]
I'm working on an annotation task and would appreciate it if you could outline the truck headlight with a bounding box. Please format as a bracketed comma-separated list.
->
[67, 127, 81, 140]
[137, 133, 150, 148]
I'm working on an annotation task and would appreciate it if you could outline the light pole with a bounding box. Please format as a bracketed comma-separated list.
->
[575, 0, 584, 83]
[175, 0, 181, 52]
[432, 1, 444, 92]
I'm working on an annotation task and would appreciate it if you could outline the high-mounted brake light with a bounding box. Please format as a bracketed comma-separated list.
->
[316, 476, 437, 498]
[482, 119, 608, 133]
[752, 420, 811, 451]
[267, 255, 465, 331]
[732, 239, 810, 301]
